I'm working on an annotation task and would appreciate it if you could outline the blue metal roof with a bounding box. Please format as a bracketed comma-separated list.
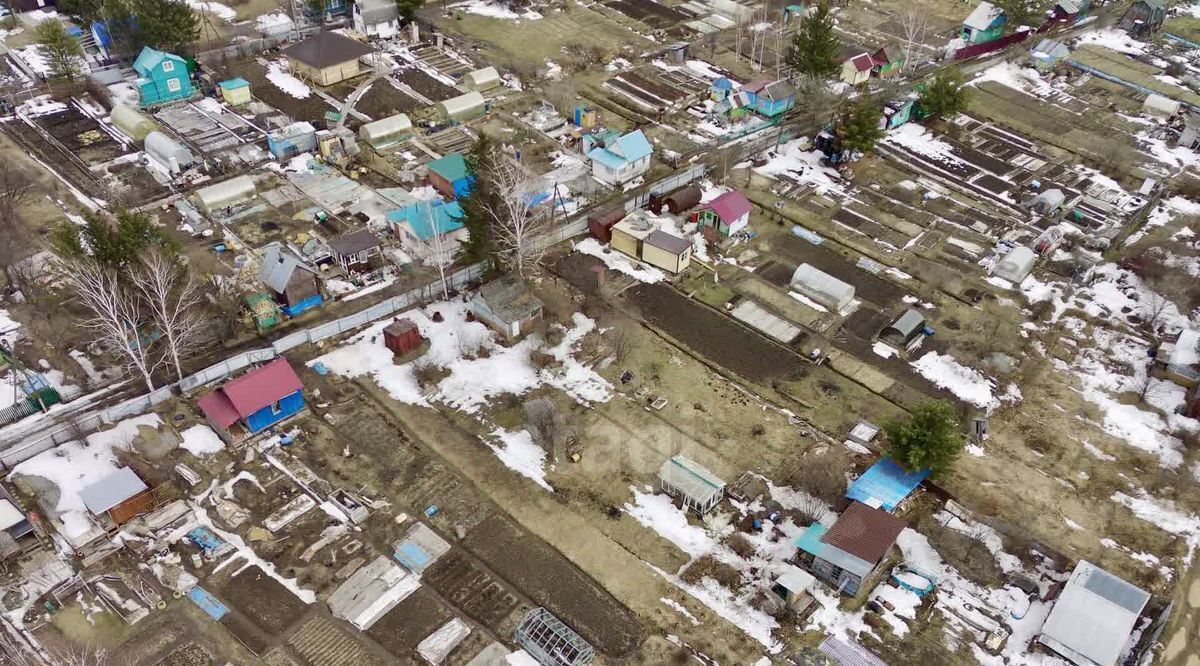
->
[712, 77, 734, 90]
[794, 523, 829, 556]
[793, 523, 872, 577]
[219, 78, 250, 89]
[588, 129, 653, 169]
[388, 200, 464, 241]
[844, 458, 929, 512]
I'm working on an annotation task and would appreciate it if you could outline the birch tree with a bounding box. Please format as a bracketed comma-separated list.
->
[415, 201, 457, 300]
[58, 259, 162, 391]
[130, 249, 204, 381]
[899, 7, 927, 74]
[483, 159, 549, 278]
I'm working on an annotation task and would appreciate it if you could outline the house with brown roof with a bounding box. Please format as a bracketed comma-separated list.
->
[327, 229, 382, 273]
[282, 31, 375, 86]
[793, 501, 906, 595]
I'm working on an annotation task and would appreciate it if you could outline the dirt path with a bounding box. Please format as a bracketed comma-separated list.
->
[356, 381, 770, 664]
[1161, 563, 1200, 666]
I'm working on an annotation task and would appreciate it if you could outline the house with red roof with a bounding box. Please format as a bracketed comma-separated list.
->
[793, 501, 906, 595]
[197, 358, 305, 443]
[691, 190, 752, 241]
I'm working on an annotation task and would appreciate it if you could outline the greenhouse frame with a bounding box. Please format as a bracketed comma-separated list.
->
[515, 607, 594, 666]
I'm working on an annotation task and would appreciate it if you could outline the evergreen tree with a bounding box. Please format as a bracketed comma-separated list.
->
[131, 0, 199, 52]
[838, 99, 884, 155]
[455, 135, 498, 267]
[884, 400, 964, 477]
[52, 208, 176, 274]
[35, 20, 84, 82]
[785, 1, 840, 81]
[918, 68, 971, 118]
[396, 0, 423, 23]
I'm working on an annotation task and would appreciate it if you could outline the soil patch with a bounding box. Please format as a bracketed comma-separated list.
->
[462, 514, 642, 657]
[218, 611, 270, 656]
[218, 567, 310, 636]
[154, 642, 214, 666]
[423, 550, 521, 629]
[771, 233, 909, 306]
[624, 282, 805, 383]
[365, 586, 453, 659]
[357, 78, 425, 117]
[396, 68, 460, 102]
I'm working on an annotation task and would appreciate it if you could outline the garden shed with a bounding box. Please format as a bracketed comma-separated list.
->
[110, 103, 157, 141]
[657, 455, 725, 514]
[993, 246, 1036, 282]
[217, 78, 251, 105]
[790, 264, 855, 313]
[642, 230, 692, 274]
[880, 309, 925, 347]
[144, 131, 197, 175]
[268, 121, 318, 159]
[1038, 561, 1150, 666]
[194, 175, 257, 213]
[438, 91, 486, 122]
[383, 317, 422, 356]
[282, 31, 374, 86]
[358, 113, 412, 149]
[470, 274, 544, 340]
[663, 185, 702, 215]
[461, 66, 501, 91]
[79, 467, 151, 526]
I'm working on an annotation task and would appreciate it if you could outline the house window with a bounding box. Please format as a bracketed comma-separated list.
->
[162, 61, 175, 73]
[271, 400, 282, 415]
[357, 250, 370, 263]
[166, 78, 182, 93]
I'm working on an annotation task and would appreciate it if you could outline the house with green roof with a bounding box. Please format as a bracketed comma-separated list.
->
[426, 153, 474, 199]
[133, 47, 194, 107]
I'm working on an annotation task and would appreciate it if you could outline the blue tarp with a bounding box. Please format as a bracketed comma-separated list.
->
[187, 526, 227, 553]
[282, 293, 323, 317]
[394, 542, 431, 571]
[845, 458, 929, 512]
[187, 586, 228, 620]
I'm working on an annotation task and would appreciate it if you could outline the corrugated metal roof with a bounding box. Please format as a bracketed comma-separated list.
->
[260, 242, 318, 294]
[427, 153, 470, 182]
[963, 1, 1003, 30]
[818, 637, 888, 666]
[219, 358, 304, 417]
[79, 467, 147, 514]
[703, 190, 751, 223]
[1039, 561, 1149, 666]
[820, 501, 905, 565]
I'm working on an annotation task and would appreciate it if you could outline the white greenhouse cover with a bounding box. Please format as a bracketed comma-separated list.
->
[790, 263, 855, 311]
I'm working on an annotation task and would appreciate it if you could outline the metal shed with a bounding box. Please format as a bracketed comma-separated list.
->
[144, 131, 197, 174]
[993, 246, 1036, 283]
[358, 113, 413, 149]
[438, 91, 486, 122]
[1038, 561, 1150, 666]
[194, 175, 257, 213]
[461, 66, 501, 91]
[515, 607, 595, 666]
[790, 264, 855, 313]
[110, 103, 157, 141]
[657, 455, 725, 515]
[880, 309, 925, 347]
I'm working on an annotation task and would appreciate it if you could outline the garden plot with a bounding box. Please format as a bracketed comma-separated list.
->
[604, 0, 689, 29]
[218, 60, 334, 124]
[603, 67, 704, 113]
[309, 298, 611, 489]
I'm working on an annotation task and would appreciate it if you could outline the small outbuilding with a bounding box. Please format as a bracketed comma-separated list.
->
[642, 230, 692, 274]
[327, 229, 382, 273]
[791, 264, 855, 313]
[282, 31, 375, 86]
[657, 455, 725, 515]
[1119, 0, 1165, 37]
[268, 121, 319, 159]
[662, 185, 702, 215]
[993, 246, 1037, 282]
[844, 458, 929, 512]
[352, 0, 401, 38]
[692, 190, 751, 239]
[961, 1, 1006, 44]
[840, 52, 874, 87]
[144, 131, 197, 174]
[426, 153, 473, 199]
[1038, 561, 1150, 666]
[771, 565, 817, 615]
[1030, 39, 1070, 71]
[194, 175, 257, 214]
[217, 78, 251, 106]
[260, 242, 323, 316]
[470, 274, 544, 340]
[880, 309, 926, 348]
[610, 210, 658, 260]
[437, 90, 487, 122]
[79, 467, 152, 527]
[197, 358, 306, 443]
[358, 113, 412, 149]
[383, 318, 422, 356]
[461, 66, 501, 91]
[587, 207, 624, 243]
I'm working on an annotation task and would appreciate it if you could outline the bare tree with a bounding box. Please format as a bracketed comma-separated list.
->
[898, 7, 928, 74]
[0, 162, 34, 288]
[130, 249, 205, 381]
[57, 260, 162, 391]
[607, 320, 636, 365]
[483, 158, 550, 278]
[785, 446, 849, 505]
[1142, 292, 1173, 334]
[414, 201, 457, 300]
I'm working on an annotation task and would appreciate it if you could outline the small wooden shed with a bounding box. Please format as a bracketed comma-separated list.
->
[383, 318, 422, 356]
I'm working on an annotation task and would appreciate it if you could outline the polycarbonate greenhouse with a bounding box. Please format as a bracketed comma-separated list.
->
[657, 455, 725, 515]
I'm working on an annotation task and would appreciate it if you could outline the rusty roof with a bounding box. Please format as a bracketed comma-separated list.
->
[821, 501, 906, 564]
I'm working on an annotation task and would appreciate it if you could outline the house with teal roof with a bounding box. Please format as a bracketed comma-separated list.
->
[587, 129, 653, 187]
[133, 47, 194, 107]
[388, 200, 467, 259]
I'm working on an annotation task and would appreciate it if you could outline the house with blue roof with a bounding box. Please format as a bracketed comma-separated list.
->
[844, 458, 930, 512]
[388, 200, 467, 259]
[587, 129, 653, 187]
[133, 47, 193, 107]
